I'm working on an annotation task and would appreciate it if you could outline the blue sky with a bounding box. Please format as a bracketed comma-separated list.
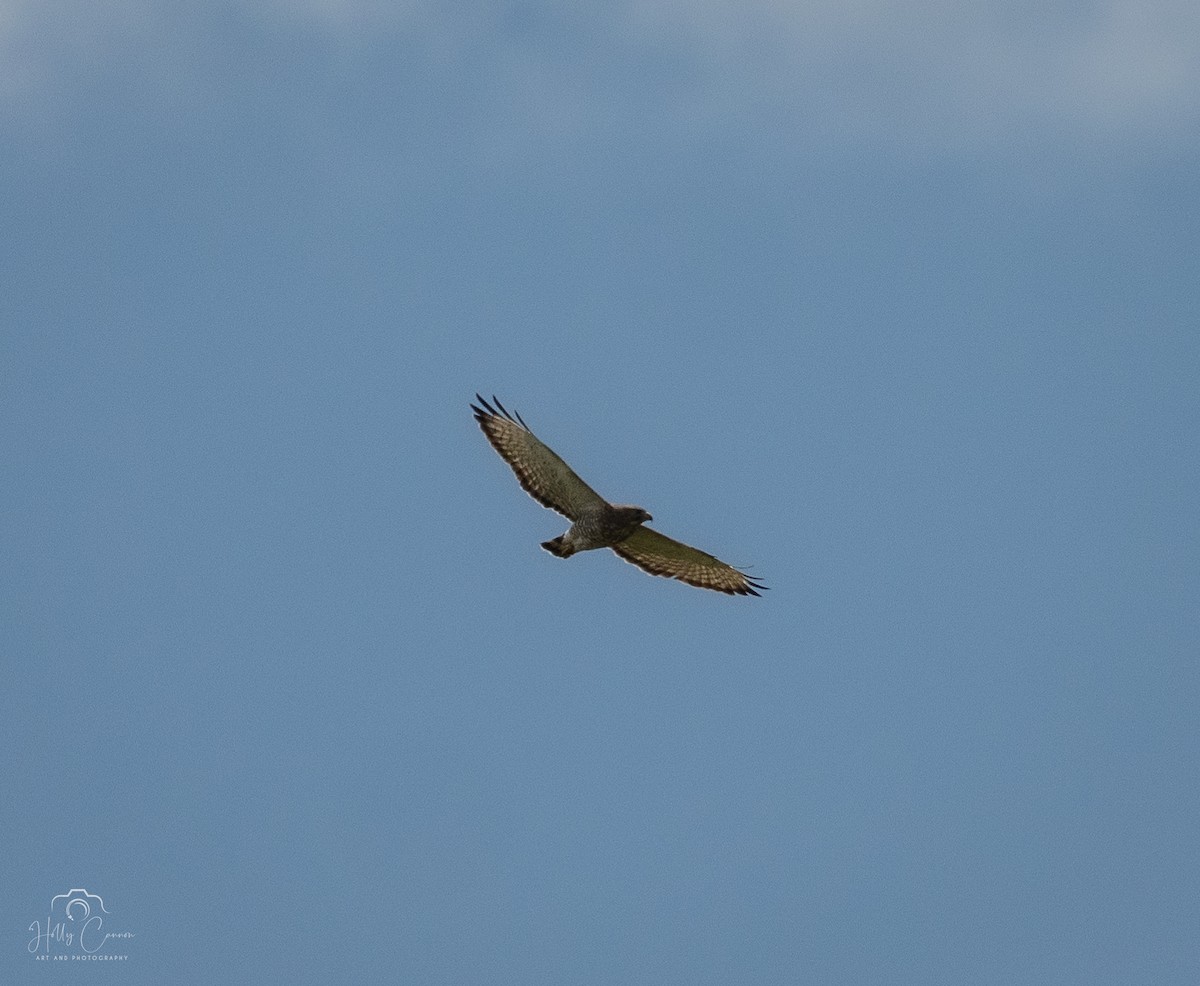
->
[2, 1, 1198, 982]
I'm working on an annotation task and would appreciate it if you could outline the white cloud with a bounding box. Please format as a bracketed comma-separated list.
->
[2, 0, 1197, 153]
[0, 0, 171, 104]
[612, 0, 1200, 146]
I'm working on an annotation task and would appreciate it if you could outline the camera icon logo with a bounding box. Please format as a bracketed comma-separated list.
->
[50, 889, 110, 924]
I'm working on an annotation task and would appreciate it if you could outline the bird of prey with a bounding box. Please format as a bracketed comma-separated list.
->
[471, 394, 767, 596]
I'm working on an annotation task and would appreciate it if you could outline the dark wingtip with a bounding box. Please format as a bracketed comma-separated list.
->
[471, 394, 529, 430]
[738, 566, 769, 596]
[474, 394, 512, 429]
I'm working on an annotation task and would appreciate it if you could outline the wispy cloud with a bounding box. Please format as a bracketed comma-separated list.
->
[611, 0, 1200, 148]
[3, 0, 1197, 153]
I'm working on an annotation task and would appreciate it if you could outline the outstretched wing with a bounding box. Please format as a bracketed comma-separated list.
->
[472, 394, 608, 521]
[611, 526, 768, 596]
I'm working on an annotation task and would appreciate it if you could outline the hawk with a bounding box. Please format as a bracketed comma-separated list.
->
[472, 394, 767, 597]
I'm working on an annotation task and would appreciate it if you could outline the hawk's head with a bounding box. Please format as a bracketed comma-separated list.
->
[614, 505, 652, 525]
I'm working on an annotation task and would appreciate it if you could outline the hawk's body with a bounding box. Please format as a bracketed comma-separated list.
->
[471, 395, 767, 597]
[541, 503, 652, 558]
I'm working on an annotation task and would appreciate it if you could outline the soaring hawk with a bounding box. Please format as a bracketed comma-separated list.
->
[472, 394, 767, 597]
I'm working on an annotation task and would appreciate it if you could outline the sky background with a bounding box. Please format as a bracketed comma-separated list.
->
[2, 1, 1198, 982]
